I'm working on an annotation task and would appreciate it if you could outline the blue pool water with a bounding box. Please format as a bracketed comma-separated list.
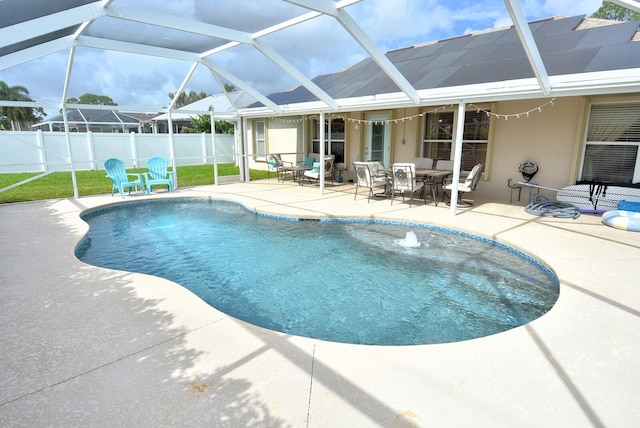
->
[76, 199, 559, 345]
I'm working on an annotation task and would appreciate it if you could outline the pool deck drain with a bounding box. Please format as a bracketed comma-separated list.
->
[1, 181, 639, 427]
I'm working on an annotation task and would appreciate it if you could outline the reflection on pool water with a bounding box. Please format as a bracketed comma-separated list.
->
[77, 199, 559, 345]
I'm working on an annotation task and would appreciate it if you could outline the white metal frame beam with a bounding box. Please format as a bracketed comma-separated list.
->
[200, 59, 283, 114]
[0, 0, 347, 113]
[0, 2, 104, 49]
[252, 40, 338, 109]
[102, 3, 253, 45]
[503, 0, 550, 96]
[0, 37, 75, 71]
[610, 0, 640, 13]
[286, 0, 421, 104]
[104, 3, 338, 109]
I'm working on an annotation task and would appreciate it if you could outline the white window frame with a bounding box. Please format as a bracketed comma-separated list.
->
[255, 120, 266, 158]
[312, 118, 345, 164]
[579, 102, 640, 185]
[421, 108, 491, 171]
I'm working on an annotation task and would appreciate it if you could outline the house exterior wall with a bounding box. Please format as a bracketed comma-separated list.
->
[390, 107, 422, 163]
[479, 97, 587, 202]
[248, 93, 638, 203]
[265, 118, 305, 166]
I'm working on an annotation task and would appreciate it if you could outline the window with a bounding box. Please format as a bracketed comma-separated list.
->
[312, 118, 345, 163]
[255, 120, 265, 157]
[581, 103, 640, 185]
[422, 110, 490, 170]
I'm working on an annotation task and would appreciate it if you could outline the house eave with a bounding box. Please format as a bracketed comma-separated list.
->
[236, 69, 640, 118]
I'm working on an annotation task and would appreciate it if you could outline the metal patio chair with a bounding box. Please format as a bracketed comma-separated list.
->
[353, 161, 388, 202]
[391, 163, 425, 207]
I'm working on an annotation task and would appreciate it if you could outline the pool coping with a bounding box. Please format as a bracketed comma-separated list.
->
[78, 197, 561, 346]
[1, 182, 639, 427]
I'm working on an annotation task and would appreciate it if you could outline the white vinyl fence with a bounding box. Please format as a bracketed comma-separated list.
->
[0, 130, 238, 173]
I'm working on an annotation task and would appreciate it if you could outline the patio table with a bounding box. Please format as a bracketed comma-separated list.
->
[288, 165, 312, 185]
[415, 169, 453, 204]
[373, 169, 392, 198]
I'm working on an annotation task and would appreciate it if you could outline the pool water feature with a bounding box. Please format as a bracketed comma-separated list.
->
[76, 199, 559, 346]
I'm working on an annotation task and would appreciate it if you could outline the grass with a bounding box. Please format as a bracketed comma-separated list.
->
[0, 164, 270, 203]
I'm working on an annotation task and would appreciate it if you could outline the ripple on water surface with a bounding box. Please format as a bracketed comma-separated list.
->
[77, 200, 559, 345]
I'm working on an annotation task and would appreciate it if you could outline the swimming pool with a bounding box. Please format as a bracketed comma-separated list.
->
[76, 199, 559, 345]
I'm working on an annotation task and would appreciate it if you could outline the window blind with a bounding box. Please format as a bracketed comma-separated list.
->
[587, 104, 640, 142]
[582, 144, 638, 184]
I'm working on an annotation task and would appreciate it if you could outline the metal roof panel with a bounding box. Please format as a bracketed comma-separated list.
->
[575, 21, 640, 49]
[585, 41, 640, 71]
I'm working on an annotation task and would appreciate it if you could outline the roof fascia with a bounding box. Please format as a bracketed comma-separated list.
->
[0, 1, 105, 50]
[286, 0, 421, 104]
[610, 0, 640, 13]
[549, 68, 640, 96]
[503, 0, 551, 95]
[237, 69, 640, 118]
[0, 36, 75, 71]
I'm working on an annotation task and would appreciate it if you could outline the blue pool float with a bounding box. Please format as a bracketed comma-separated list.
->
[602, 210, 640, 232]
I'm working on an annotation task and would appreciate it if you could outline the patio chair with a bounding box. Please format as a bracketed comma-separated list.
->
[144, 156, 174, 194]
[103, 157, 147, 199]
[435, 159, 455, 171]
[391, 163, 424, 207]
[303, 157, 334, 186]
[413, 157, 434, 169]
[353, 161, 388, 202]
[266, 153, 294, 182]
[443, 163, 484, 207]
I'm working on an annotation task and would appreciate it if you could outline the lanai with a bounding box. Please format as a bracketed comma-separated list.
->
[1, 0, 640, 210]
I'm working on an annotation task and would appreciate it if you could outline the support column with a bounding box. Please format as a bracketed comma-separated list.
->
[319, 111, 325, 194]
[449, 102, 466, 216]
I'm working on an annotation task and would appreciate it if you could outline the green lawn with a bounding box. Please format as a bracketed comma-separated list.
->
[0, 164, 269, 203]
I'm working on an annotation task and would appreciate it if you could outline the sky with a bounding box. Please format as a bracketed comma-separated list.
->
[0, 0, 605, 117]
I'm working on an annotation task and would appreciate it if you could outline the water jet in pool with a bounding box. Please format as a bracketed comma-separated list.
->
[76, 199, 559, 345]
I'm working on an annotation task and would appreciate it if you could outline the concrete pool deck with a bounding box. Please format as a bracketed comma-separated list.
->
[1, 180, 639, 427]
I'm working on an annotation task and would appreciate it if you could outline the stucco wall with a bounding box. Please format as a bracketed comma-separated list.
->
[265, 118, 305, 166]
[391, 107, 422, 164]
[478, 97, 586, 203]
[249, 95, 640, 205]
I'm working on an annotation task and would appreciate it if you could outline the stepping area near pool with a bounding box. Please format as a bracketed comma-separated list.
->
[1, 180, 639, 427]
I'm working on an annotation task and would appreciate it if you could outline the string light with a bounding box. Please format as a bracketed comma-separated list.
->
[267, 98, 556, 125]
[469, 98, 556, 120]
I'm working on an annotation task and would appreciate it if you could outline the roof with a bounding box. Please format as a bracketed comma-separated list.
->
[255, 15, 640, 109]
[33, 108, 141, 128]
